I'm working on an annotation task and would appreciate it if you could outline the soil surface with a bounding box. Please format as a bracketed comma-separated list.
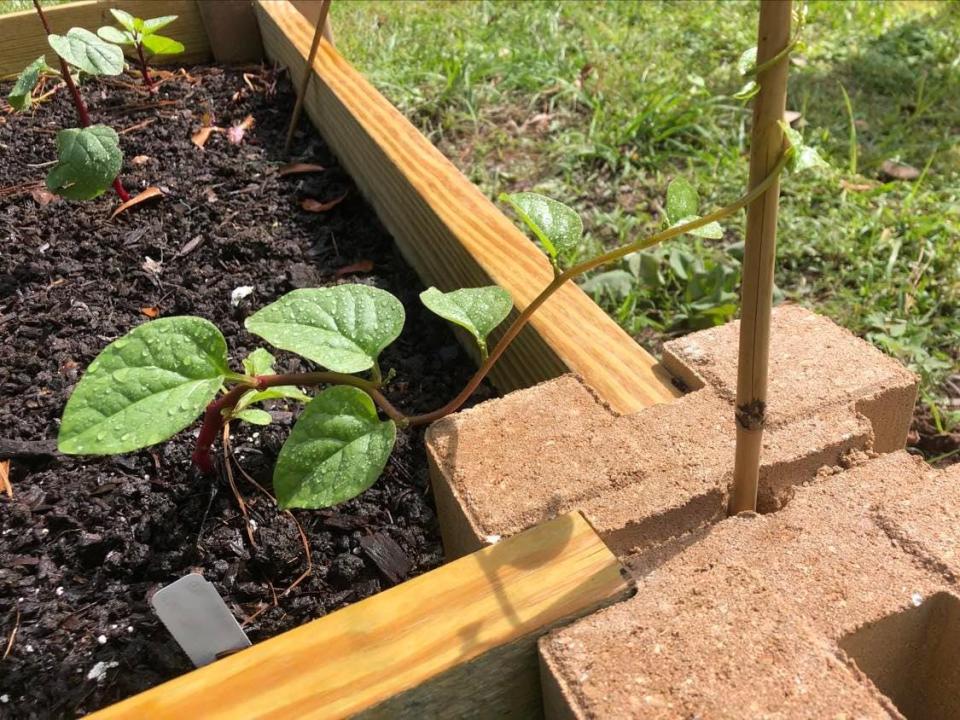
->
[0, 67, 493, 718]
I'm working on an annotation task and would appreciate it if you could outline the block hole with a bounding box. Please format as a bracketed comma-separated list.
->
[839, 592, 960, 720]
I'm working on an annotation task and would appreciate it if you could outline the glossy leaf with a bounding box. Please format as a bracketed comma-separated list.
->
[242, 348, 277, 377]
[8, 56, 48, 111]
[109, 8, 137, 33]
[245, 285, 404, 374]
[141, 34, 184, 56]
[48, 28, 124, 76]
[737, 47, 757, 76]
[273, 386, 396, 509]
[665, 178, 723, 239]
[232, 408, 272, 426]
[58, 317, 228, 455]
[97, 26, 132, 45]
[236, 349, 309, 410]
[419, 286, 512, 355]
[142, 15, 178, 34]
[500, 192, 582, 262]
[46, 125, 123, 201]
[780, 122, 828, 172]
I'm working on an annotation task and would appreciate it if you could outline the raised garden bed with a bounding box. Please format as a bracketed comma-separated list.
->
[0, 1, 649, 716]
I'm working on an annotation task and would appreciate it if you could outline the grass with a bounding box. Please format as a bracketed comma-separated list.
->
[332, 0, 959, 427]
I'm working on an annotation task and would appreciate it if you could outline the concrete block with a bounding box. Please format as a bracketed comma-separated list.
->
[538, 451, 960, 719]
[427, 306, 917, 558]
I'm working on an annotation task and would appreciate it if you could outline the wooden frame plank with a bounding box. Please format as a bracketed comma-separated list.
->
[255, 0, 679, 413]
[89, 512, 632, 719]
[0, 0, 211, 77]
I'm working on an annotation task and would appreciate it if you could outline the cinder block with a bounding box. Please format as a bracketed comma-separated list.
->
[427, 306, 917, 559]
[539, 451, 960, 719]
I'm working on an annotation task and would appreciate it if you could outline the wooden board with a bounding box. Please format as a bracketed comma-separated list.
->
[255, 0, 679, 413]
[0, 0, 210, 77]
[89, 512, 632, 719]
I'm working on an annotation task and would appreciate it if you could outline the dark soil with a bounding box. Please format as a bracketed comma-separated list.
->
[0, 67, 493, 718]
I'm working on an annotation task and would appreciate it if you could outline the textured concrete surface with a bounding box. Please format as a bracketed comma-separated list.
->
[427, 306, 918, 558]
[539, 452, 960, 719]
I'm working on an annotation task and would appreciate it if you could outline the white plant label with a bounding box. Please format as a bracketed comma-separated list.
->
[151, 574, 250, 666]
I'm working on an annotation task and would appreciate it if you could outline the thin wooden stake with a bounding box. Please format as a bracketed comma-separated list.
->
[283, 0, 331, 157]
[729, 0, 792, 515]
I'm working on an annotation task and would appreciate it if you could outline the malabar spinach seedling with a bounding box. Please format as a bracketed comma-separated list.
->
[57, 123, 821, 510]
[98, 10, 185, 92]
[10, 1, 129, 201]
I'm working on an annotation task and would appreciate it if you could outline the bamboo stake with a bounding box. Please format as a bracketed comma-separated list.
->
[729, 0, 792, 515]
[283, 0, 332, 156]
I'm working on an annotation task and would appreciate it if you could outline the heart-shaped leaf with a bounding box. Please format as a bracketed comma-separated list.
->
[242, 348, 277, 377]
[420, 286, 512, 355]
[97, 26, 133, 45]
[232, 408, 273, 426]
[46, 125, 123, 201]
[142, 15, 178, 34]
[58, 317, 228, 455]
[141, 34, 184, 56]
[48, 28, 124, 76]
[665, 178, 723, 239]
[109, 8, 137, 33]
[273, 386, 396, 509]
[780, 122, 828, 172]
[245, 285, 404, 374]
[737, 46, 757, 76]
[500, 192, 582, 262]
[8, 56, 48, 111]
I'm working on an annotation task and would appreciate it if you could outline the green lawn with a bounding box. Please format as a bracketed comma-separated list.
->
[332, 0, 959, 434]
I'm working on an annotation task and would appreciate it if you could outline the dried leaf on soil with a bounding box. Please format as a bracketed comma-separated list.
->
[140, 306, 160, 318]
[0, 459, 11, 499]
[300, 193, 347, 213]
[109, 186, 164, 220]
[191, 125, 221, 149]
[30, 188, 57, 206]
[334, 259, 374, 278]
[131, 155, 151, 165]
[278, 162, 325, 177]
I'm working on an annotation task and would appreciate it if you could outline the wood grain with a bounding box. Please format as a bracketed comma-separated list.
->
[89, 512, 632, 719]
[255, 0, 679, 413]
[0, 1, 210, 77]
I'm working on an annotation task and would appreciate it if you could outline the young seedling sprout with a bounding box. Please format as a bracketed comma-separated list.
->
[97, 10, 184, 93]
[10, 0, 130, 201]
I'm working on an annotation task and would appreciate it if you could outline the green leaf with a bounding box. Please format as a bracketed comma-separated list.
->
[581, 270, 635, 299]
[46, 125, 123, 201]
[97, 26, 133, 45]
[737, 47, 757, 76]
[733, 80, 759, 101]
[500, 192, 582, 262]
[242, 348, 277, 377]
[141, 33, 184, 55]
[8, 56, 48, 111]
[419, 286, 512, 355]
[672, 215, 724, 240]
[58, 317, 228, 455]
[141, 15, 178, 34]
[245, 285, 405, 374]
[666, 178, 699, 223]
[48, 27, 124, 76]
[109, 8, 137, 33]
[665, 179, 723, 239]
[236, 348, 309, 410]
[273, 386, 396, 509]
[780, 122, 828, 172]
[233, 408, 273, 426]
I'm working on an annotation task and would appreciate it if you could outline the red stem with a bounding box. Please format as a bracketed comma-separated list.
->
[134, 41, 156, 92]
[33, 0, 130, 202]
[191, 372, 403, 475]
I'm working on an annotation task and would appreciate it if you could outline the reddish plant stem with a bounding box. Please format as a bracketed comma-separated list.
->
[192, 372, 404, 475]
[134, 42, 156, 92]
[32, 0, 131, 203]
